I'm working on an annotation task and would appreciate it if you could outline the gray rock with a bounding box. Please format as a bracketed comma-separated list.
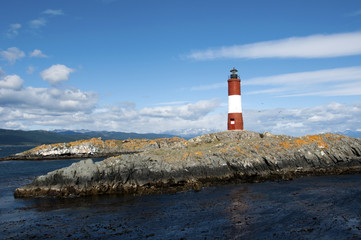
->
[14, 131, 361, 198]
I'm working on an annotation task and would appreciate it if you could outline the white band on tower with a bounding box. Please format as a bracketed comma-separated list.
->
[228, 95, 242, 113]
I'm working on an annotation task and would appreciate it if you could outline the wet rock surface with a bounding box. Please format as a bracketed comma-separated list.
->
[13, 130, 361, 198]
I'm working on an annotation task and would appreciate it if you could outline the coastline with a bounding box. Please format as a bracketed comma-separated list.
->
[12, 130, 361, 198]
[14, 162, 361, 198]
[0, 151, 138, 161]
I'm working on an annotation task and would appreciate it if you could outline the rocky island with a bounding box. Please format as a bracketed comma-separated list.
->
[12, 130, 361, 198]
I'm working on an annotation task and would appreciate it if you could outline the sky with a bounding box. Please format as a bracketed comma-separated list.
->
[1, 0, 361, 136]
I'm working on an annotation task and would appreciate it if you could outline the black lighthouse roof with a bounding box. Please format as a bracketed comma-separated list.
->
[230, 67, 239, 79]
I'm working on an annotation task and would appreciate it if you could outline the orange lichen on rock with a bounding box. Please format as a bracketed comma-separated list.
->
[22, 136, 190, 156]
[234, 146, 246, 154]
[121, 139, 151, 151]
[219, 146, 246, 156]
[182, 151, 203, 160]
[276, 135, 331, 150]
[104, 139, 121, 149]
[30, 144, 51, 152]
[278, 141, 291, 149]
[66, 138, 104, 148]
[194, 151, 203, 157]
[120, 137, 187, 151]
[220, 148, 229, 154]
[295, 135, 329, 149]
[170, 137, 183, 142]
[182, 153, 190, 160]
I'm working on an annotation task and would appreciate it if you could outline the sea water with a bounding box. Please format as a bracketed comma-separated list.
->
[1, 146, 361, 239]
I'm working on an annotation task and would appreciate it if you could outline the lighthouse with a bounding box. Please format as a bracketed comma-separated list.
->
[227, 67, 244, 130]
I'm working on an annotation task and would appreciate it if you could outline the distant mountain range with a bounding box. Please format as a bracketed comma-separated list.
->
[161, 128, 222, 139]
[0, 128, 359, 146]
[0, 129, 175, 146]
[336, 130, 361, 138]
[52, 129, 176, 141]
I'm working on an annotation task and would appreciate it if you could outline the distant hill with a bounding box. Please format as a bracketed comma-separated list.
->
[52, 130, 175, 141]
[2, 128, 358, 146]
[160, 128, 221, 139]
[0, 129, 90, 146]
[0, 129, 176, 146]
[336, 130, 361, 138]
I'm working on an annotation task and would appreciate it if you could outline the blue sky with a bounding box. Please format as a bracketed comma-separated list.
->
[1, 0, 361, 136]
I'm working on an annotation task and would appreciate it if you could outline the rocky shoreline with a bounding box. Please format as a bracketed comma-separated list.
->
[13, 130, 361, 198]
[1, 137, 185, 161]
[0, 152, 138, 161]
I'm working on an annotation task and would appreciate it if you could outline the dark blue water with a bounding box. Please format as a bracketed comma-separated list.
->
[1, 147, 361, 239]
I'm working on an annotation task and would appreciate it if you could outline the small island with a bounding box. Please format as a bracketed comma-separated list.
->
[12, 130, 361, 198]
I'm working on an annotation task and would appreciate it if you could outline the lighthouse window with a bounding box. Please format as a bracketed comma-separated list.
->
[230, 119, 235, 124]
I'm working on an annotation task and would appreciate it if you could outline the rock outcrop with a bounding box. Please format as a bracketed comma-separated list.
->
[14, 131, 361, 198]
[2, 137, 187, 160]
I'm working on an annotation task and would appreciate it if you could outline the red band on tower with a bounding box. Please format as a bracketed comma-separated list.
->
[228, 79, 240, 95]
[228, 113, 243, 130]
[227, 67, 244, 131]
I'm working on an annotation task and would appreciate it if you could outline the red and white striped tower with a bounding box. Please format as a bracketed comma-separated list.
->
[228, 67, 244, 130]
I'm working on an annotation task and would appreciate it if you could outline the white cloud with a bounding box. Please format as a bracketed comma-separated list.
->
[0, 87, 359, 136]
[72, 99, 224, 133]
[285, 81, 361, 97]
[0, 67, 5, 77]
[191, 66, 361, 97]
[40, 64, 75, 85]
[155, 101, 190, 106]
[26, 66, 35, 75]
[245, 66, 361, 97]
[6, 23, 21, 38]
[140, 99, 220, 120]
[29, 18, 47, 29]
[0, 96, 223, 133]
[246, 66, 361, 86]
[187, 31, 361, 60]
[0, 75, 23, 90]
[29, 49, 48, 58]
[244, 102, 361, 136]
[4, 121, 26, 129]
[43, 9, 64, 15]
[0, 47, 26, 64]
[0, 72, 358, 136]
[0, 86, 97, 112]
